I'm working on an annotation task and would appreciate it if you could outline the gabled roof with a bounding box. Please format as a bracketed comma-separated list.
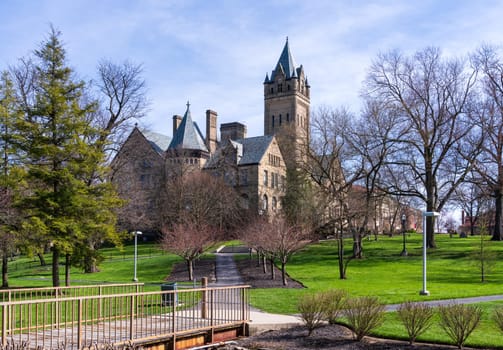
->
[168, 102, 208, 152]
[270, 37, 299, 81]
[235, 135, 274, 165]
[142, 130, 172, 154]
[204, 135, 275, 168]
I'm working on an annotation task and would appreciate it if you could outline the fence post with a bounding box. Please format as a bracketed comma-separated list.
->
[77, 298, 83, 349]
[129, 295, 135, 340]
[201, 277, 208, 319]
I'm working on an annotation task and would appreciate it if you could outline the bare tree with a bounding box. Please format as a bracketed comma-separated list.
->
[241, 215, 312, 286]
[160, 167, 244, 234]
[160, 216, 219, 281]
[363, 47, 479, 248]
[471, 45, 503, 240]
[94, 60, 149, 159]
[303, 106, 365, 279]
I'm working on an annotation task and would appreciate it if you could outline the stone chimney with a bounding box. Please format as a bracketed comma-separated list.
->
[172, 115, 182, 135]
[206, 109, 218, 154]
[220, 122, 247, 142]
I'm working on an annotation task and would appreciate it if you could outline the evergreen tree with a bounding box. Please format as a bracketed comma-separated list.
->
[17, 27, 120, 286]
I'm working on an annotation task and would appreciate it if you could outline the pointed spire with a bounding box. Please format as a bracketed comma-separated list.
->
[264, 72, 270, 83]
[168, 102, 208, 152]
[270, 37, 298, 81]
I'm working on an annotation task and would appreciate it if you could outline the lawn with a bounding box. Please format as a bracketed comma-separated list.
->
[250, 233, 503, 314]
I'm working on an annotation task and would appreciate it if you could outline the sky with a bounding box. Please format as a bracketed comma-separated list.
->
[1, 0, 503, 139]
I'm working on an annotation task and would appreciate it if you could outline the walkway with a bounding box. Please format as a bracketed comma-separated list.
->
[213, 251, 302, 334]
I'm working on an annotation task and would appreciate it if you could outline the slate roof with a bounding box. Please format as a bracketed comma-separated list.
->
[142, 130, 172, 154]
[168, 102, 208, 152]
[269, 37, 299, 81]
[236, 135, 274, 165]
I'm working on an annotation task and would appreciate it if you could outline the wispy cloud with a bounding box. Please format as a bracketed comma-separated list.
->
[1, 0, 502, 137]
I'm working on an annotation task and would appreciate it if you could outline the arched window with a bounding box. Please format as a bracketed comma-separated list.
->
[262, 194, 268, 211]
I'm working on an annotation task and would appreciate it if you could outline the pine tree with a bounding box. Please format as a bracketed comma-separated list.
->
[17, 27, 120, 286]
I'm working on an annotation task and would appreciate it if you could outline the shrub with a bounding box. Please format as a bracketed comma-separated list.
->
[319, 289, 347, 324]
[297, 293, 325, 336]
[493, 306, 503, 333]
[343, 296, 385, 341]
[397, 301, 434, 344]
[438, 303, 482, 349]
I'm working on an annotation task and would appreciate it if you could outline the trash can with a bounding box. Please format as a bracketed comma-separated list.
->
[161, 282, 177, 306]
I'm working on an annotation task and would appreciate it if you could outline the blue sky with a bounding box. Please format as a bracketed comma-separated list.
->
[1, 0, 503, 138]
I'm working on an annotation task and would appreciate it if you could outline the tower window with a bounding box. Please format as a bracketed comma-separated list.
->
[286, 113, 290, 122]
[287, 84, 290, 91]
[278, 83, 283, 92]
[272, 115, 275, 128]
[270, 87, 274, 94]
[279, 114, 282, 125]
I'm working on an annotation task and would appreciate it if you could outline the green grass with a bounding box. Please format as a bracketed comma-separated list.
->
[250, 234, 503, 314]
[7, 243, 182, 290]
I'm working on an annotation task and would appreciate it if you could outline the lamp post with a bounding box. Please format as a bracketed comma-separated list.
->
[400, 213, 407, 256]
[420, 212, 440, 296]
[132, 231, 142, 282]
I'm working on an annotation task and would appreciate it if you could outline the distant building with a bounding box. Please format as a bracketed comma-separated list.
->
[111, 39, 306, 233]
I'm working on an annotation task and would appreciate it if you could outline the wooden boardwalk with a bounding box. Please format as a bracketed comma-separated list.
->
[1, 286, 250, 350]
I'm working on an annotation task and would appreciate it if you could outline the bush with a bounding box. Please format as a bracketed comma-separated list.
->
[493, 306, 503, 333]
[343, 296, 385, 341]
[297, 293, 325, 336]
[397, 301, 434, 344]
[438, 303, 482, 349]
[319, 289, 347, 324]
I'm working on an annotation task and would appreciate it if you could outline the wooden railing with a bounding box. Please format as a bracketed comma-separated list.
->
[0, 285, 250, 349]
[0, 283, 144, 302]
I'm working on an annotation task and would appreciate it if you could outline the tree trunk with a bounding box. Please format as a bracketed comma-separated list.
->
[52, 248, 60, 287]
[269, 258, 275, 280]
[492, 190, 502, 240]
[37, 252, 46, 266]
[352, 233, 363, 259]
[281, 261, 287, 286]
[187, 259, 194, 281]
[2, 250, 8, 288]
[262, 255, 267, 274]
[337, 233, 346, 280]
[65, 253, 71, 286]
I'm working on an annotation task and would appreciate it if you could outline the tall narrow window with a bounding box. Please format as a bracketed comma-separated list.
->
[279, 114, 282, 125]
[272, 197, 277, 211]
[262, 195, 268, 211]
[286, 113, 290, 122]
[263, 170, 268, 186]
[272, 115, 275, 128]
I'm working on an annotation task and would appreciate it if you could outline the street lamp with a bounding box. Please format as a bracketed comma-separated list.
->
[420, 212, 440, 296]
[400, 213, 407, 256]
[132, 231, 142, 282]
